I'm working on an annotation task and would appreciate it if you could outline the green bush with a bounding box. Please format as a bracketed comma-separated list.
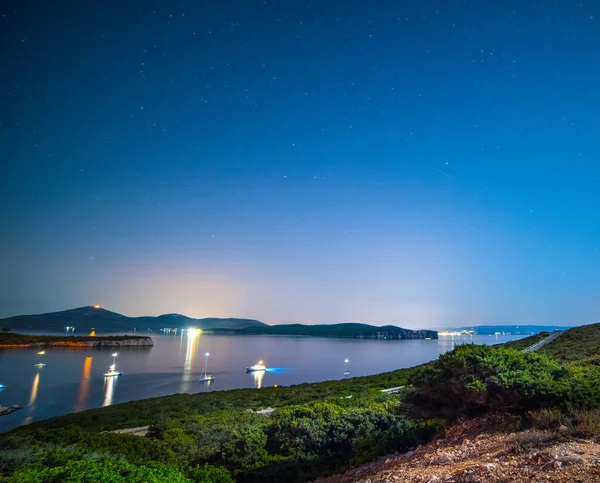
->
[4, 459, 192, 483]
[409, 344, 600, 416]
[187, 464, 234, 483]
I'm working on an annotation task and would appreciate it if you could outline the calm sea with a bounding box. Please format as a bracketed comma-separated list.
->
[0, 332, 525, 432]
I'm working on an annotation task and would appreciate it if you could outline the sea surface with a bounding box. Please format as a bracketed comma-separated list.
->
[0, 331, 526, 432]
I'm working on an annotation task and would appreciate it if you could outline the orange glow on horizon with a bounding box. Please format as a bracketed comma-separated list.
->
[93, 304, 100, 309]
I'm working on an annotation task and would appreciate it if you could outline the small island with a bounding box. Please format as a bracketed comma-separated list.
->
[0, 333, 154, 348]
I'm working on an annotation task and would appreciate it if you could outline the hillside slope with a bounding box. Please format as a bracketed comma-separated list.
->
[318, 417, 600, 483]
[537, 322, 600, 363]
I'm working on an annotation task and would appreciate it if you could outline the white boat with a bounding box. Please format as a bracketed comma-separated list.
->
[104, 365, 122, 377]
[199, 352, 214, 382]
[34, 362, 47, 368]
[104, 353, 122, 377]
[246, 360, 266, 372]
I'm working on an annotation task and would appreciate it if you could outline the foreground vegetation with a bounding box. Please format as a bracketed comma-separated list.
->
[2, 324, 600, 482]
[0, 393, 442, 482]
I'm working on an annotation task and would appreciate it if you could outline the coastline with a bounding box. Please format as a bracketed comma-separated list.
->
[0, 334, 154, 348]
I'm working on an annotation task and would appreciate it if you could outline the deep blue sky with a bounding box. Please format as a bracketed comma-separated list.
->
[1, 1, 599, 327]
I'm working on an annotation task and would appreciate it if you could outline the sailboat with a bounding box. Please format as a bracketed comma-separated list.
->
[344, 359, 350, 376]
[104, 353, 122, 377]
[199, 352, 214, 382]
[34, 351, 47, 368]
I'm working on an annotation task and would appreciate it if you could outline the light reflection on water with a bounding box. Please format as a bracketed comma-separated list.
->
[0, 332, 526, 432]
[28, 372, 40, 407]
[75, 357, 93, 412]
[181, 331, 199, 393]
[103, 376, 117, 407]
[252, 370, 264, 389]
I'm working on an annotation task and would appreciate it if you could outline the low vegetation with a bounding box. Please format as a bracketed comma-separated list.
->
[537, 322, 600, 364]
[0, 393, 442, 482]
[501, 331, 549, 350]
[408, 343, 600, 417]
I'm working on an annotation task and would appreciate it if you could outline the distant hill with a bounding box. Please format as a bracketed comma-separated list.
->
[0, 307, 437, 339]
[0, 306, 266, 332]
[447, 325, 572, 335]
[209, 322, 438, 340]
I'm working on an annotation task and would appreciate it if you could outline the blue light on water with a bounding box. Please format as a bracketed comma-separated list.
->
[264, 368, 286, 373]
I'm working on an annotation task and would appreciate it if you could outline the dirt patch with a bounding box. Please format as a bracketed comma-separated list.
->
[317, 419, 600, 483]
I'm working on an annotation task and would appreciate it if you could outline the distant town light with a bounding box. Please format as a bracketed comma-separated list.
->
[93, 304, 100, 309]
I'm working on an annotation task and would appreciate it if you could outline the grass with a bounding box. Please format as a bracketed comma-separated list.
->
[501, 332, 549, 351]
[538, 323, 600, 364]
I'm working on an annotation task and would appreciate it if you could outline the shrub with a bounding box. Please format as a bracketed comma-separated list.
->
[573, 409, 600, 441]
[187, 464, 234, 483]
[5, 459, 192, 483]
[512, 430, 560, 454]
[409, 344, 600, 416]
[530, 409, 571, 431]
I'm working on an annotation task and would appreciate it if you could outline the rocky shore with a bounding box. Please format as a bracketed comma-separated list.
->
[0, 405, 22, 417]
[0, 336, 154, 348]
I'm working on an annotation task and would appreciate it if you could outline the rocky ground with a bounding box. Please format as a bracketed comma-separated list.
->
[318, 418, 600, 483]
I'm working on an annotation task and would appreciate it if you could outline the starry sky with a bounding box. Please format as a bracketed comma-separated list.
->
[1, 1, 599, 328]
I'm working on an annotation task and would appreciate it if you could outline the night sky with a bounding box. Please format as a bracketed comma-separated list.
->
[1, 1, 599, 328]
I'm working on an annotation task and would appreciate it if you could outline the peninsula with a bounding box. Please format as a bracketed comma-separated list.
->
[208, 322, 438, 339]
[0, 333, 153, 348]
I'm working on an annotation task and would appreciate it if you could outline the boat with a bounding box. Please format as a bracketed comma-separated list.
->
[199, 352, 214, 382]
[104, 353, 122, 377]
[34, 350, 46, 368]
[246, 360, 266, 372]
[343, 358, 350, 376]
[0, 384, 6, 389]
